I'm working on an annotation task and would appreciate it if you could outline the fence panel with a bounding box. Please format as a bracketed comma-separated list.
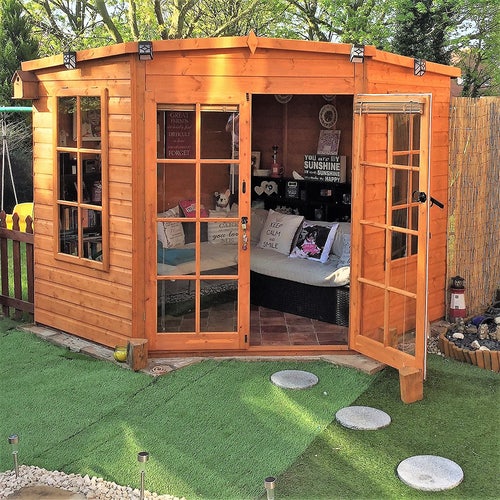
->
[0, 211, 34, 320]
[448, 97, 500, 316]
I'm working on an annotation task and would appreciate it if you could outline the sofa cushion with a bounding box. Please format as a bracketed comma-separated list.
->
[257, 209, 304, 255]
[208, 209, 238, 245]
[289, 221, 339, 263]
[251, 246, 348, 287]
[157, 206, 185, 248]
[332, 222, 351, 257]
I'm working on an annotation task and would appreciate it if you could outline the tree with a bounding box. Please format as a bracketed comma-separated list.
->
[0, 0, 39, 104]
[452, 0, 500, 96]
[391, 0, 461, 64]
[0, 0, 38, 210]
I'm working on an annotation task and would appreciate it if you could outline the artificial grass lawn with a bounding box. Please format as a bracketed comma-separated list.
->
[0, 322, 374, 499]
[278, 354, 499, 499]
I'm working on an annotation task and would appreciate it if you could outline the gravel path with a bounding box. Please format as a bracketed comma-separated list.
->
[0, 466, 183, 499]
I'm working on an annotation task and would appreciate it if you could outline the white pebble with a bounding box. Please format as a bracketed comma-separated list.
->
[479, 345, 490, 351]
[452, 332, 464, 339]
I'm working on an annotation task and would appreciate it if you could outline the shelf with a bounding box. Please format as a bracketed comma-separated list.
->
[252, 176, 351, 222]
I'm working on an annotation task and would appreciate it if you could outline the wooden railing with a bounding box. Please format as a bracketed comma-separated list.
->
[0, 211, 34, 320]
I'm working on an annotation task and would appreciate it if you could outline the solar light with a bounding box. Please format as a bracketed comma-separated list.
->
[138, 41, 153, 60]
[63, 51, 77, 70]
[8, 434, 19, 477]
[414, 58, 426, 76]
[264, 476, 276, 500]
[138, 451, 149, 500]
[349, 44, 365, 64]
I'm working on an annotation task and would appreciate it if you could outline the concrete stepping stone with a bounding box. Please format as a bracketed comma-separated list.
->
[397, 455, 464, 491]
[335, 406, 391, 430]
[271, 370, 318, 389]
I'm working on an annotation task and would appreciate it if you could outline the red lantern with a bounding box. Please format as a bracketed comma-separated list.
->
[449, 276, 466, 322]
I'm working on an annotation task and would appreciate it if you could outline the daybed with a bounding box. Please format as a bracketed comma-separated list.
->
[249, 209, 351, 326]
[156, 206, 351, 326]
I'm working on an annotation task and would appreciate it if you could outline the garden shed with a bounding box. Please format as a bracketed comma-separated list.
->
[16, 33, 459, 400]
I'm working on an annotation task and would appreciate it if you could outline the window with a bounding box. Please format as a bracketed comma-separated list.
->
[55, 92, 108, 268]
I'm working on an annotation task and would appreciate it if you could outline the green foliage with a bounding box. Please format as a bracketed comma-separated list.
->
[391, 0, 460, 64]
[0, 0, 38, 105]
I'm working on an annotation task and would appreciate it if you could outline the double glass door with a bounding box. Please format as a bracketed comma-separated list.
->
[149, 101, 250, 351]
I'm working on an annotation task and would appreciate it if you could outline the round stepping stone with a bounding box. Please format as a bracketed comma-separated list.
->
[335, 405, 391, 430]
[271, 370, 318, 389]
[397, 455, 464, 491]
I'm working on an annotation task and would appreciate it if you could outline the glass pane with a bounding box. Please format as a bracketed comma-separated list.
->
[59, 152, 77, 202]
[362, 166, 386, 224]
[59, 205, 78, 255]
[157, 163, 196, 213]
[58, 97, 76, 147]
[389, 257, 417, 294]
[412, 114, 421, 148]
[393, 114, 410, 151]
[359, 282, 384, 344]
[82, 153, 102, 205]
[388, 291, 416, 355]
[80, 97, 101, 145]
[361, 225, 385, 283]
[200, 279, 237, 332]
[392, 170, 409, 206]
[393, 154, 409, 166]
[201, 109, 238, 159]
[156, 227, 196, 277]
[82, 209, 102, 261]
[201, 222, 238, 276]
[392, 208, 408, 229]
[157, 280, 196, 332]
[157, 109, 196, 160]
[201, 163, 237, 213]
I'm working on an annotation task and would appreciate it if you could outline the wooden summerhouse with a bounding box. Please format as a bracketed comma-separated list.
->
[18, 34, 459, 401]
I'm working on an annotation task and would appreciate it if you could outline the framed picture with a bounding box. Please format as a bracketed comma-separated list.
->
[73, 109, 101, 141]
[251, 151, 261, 171]
[317, 129, 341, 155]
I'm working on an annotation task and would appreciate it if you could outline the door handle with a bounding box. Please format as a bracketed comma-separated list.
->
[241, 217, 248, 250]
[412, 191, 444, 209]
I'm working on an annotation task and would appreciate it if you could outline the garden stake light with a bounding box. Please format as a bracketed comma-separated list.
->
[264, 476, 276, 500]
[8, 434, 19, 477]
[138, 451, 149, 500]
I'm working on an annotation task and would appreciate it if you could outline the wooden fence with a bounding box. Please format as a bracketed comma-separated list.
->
[0, 211, 34, 320]
[448, 97, 500, 316]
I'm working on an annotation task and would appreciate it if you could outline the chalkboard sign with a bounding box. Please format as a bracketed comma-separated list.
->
[166, 111, 195, 159]
[303, 155, 346, 183]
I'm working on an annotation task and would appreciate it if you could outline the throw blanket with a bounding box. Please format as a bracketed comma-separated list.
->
[157, 241, 195, 265]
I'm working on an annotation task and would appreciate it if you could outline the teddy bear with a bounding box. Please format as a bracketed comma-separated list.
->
[214, 189, 231, 212]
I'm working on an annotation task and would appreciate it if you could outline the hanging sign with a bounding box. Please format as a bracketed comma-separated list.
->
[166, 111, 195, 158]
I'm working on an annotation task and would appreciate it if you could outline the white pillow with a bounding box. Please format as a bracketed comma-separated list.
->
[332, 222, 351, 257]
[250, 208, 269, 244]
[338, 234, 351, 267]
[326, 265, 350, 286]
[258, 209, 304, 255]
[157, 207, 185, 248]
[207, 210, 238, 245]
[289, 221, 339, 264]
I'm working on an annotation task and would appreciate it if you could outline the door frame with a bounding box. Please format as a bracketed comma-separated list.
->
[350, 93, 432, 402]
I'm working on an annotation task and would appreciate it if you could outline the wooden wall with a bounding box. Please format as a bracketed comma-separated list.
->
[32, 57, 135, 347]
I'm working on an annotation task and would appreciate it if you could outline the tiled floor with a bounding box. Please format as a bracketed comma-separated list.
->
[159, 301, 348, 346]
[250, 304, 348, 346]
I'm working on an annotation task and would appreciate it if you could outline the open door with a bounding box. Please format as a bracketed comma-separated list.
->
[146, 97, 251, 352]
[350, 94, 432, 402]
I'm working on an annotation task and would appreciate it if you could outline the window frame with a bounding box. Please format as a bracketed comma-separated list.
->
[53, 88, 109, 270]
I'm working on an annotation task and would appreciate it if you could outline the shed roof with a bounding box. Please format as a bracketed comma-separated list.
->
[21, 32, 460, 78]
